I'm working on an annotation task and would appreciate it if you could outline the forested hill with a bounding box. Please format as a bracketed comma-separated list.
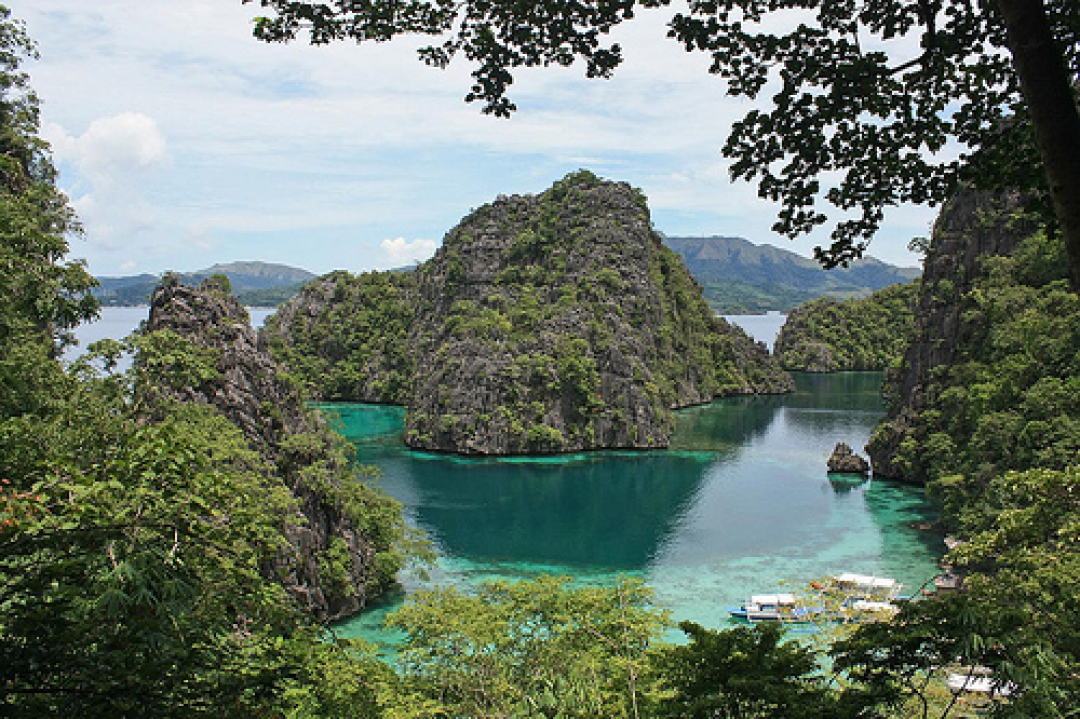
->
[664, 236, 920, 313]
[773, 282, 919, 372]
[93, 261, 316, 306]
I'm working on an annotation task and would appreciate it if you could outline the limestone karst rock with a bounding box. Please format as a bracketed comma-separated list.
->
[827, 442, 871, 474]
[266, 172, 794, 455]
[145, 275, 402, 620]
[866, 188, 1038, 481]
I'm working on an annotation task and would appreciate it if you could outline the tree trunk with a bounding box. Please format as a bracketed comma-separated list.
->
[997, 0, 1080, 285]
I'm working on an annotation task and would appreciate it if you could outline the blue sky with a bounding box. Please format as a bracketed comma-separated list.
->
[23, 0, 930, 278]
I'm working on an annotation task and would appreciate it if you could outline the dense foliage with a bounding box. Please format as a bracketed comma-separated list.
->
[0, 8, 96, 353]
[774, 281, 919, 372]
[262, 269, 418, 403]
[0, 12, 411, 712]
[870, 228, 1080, 490]
[832, 465, 1080, 716]
[388, 576, 663, 717]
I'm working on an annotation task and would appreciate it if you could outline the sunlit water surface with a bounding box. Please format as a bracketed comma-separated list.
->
[322, 372, 942, 642]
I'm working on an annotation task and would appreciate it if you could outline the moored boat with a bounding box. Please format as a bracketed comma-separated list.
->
[833, 572, 903, 599]
[726, 593, 820, 623]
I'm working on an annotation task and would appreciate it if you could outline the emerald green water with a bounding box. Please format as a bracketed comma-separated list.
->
[320, 372, 942, 640]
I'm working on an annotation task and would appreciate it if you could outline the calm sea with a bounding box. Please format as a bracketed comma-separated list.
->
[325, 372, 941, 641]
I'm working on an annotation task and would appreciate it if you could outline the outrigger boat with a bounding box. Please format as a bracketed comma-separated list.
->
[728, 573, 904, 624]
[726, 593, 820, 623]
[832, 573, 903, 600]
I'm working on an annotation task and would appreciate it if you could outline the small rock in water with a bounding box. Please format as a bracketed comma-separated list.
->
[827, 442, 871, 474]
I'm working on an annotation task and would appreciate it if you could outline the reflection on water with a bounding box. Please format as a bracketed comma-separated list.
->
[325, 372, 943, 638]
[393, 454, 710, 569]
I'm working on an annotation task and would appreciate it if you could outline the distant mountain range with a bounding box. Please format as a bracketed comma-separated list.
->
[93, 261, 317, 307]
[93, 239, 919, 313]
[663, 236, 920, 313]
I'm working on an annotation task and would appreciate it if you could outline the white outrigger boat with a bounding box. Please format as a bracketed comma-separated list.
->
[728, 573, 904, 624]
[832, 573, 903, 599]
[725, 593, 820, 623]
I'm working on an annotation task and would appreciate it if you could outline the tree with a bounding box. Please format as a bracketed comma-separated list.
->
[833, 466, 1080, 717]
[0, 388, 311, 717]
[0, 9, 398, 713]
[385, 575, 665, 717]
[243, 0, 1080, 278]
[651, 621, 839, 718]
[0, 5, 96, 353]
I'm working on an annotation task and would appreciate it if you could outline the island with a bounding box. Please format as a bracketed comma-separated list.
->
[263, 171, 794, 455]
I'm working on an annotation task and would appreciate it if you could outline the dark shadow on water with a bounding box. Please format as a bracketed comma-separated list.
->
[395, 453, 712, 569]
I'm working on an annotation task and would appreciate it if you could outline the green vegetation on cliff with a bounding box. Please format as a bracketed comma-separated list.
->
[262, 269, 417, 404]
[870, 225, 1080, 490]
[831, 189, 1080, 714]
[406, 171, 792, 454]
[773, 281, 919, 372]
[266, 172, 792, 455]
[0, 16, 413, 710]
[146, 276, 410, 616]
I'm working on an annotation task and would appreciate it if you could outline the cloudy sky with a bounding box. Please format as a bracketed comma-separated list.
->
[23, 0, 931, 278]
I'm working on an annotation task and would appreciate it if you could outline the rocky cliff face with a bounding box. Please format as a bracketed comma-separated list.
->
[866, 188, 1039, 480]
[144, 276, 403, 620]
[266, 172, 792, 455]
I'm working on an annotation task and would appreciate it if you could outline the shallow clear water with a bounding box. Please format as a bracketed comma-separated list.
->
[69, 311, 940, 638]
[322, 372, 943, 641]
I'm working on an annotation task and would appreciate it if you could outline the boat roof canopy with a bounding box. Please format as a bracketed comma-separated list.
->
[835, 573, 898, 589]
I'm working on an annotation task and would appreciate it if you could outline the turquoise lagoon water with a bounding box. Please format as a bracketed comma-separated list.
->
[319, 372, 943, 641]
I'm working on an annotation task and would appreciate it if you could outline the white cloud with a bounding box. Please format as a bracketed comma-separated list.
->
[47, 112, 167, 181]
[23, 0, 923, 275]
[44, 112, 167, 252]
[379, 237, 438, 269]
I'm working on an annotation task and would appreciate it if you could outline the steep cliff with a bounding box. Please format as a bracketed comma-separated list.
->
[143, 275, 405, 621]
[866, 187, 1079, 483]
[266, 172, 792, 455]
[405, 172, 792, 454]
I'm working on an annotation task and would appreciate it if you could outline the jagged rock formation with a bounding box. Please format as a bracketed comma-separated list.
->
[827, 442, 870, 474]
[774, 282, 918, 372]
[144, 275, 403, 620]
[866, 187, 1059, 482]
[265, 172, 793, 455]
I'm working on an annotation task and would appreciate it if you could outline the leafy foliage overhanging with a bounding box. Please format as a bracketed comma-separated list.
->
[243, 0, 1080, 274]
